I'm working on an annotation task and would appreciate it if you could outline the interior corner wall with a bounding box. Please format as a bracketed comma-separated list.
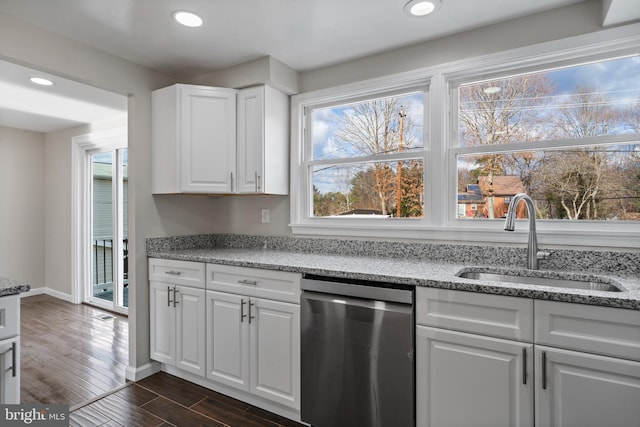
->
[0, 11, 224, 377]
[0, 126, 46, 288]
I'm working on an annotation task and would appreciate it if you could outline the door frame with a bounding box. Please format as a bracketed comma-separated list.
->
[71, 128, 127, 312]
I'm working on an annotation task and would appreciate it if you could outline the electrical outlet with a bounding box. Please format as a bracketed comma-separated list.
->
[261, 208, 270, 224]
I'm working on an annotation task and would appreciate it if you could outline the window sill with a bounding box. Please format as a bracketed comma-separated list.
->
[290, 221, 640, 250]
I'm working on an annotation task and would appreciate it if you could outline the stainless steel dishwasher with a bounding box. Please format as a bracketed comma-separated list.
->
[301, 274, 414, 427]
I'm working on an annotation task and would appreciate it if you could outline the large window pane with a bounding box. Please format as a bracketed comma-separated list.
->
[457, 144, 640, 220]
[458, 56, 640, 148]
[312, 160, 424, 218]
[312, 92, 424, 161]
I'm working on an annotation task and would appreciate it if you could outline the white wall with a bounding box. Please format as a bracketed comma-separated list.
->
[0, 12, 225, 377]
[299, 0, 604, 92]
[0, 126, 46, 288]
[204, 0, 615, 237]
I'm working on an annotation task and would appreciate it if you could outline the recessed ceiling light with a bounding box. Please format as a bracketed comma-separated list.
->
[404, 0, 442, 17]
[30, 77, 54, 86]
[173, 10, 203, 27]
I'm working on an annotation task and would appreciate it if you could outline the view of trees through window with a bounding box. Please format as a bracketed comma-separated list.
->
[311, 91, 425, 218]
[456, 55, 640, 221]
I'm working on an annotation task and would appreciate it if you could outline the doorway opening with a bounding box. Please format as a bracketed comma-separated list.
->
[72, 128, 128, 315]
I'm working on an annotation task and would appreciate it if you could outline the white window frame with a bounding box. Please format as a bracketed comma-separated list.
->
[290, 24, 640, 249]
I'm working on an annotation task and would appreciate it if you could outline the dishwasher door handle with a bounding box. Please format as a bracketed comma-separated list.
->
[302, 290, 412, 314]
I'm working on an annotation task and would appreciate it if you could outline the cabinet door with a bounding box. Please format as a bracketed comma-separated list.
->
[150, 282, 175, 364]
[175, 286, 206, 376]
[0, 336, 19, 404]
[536, 346, 640, 427]
[250, 298, 300, 409]
[237, 86, 264, 194]
[206, 291, 250, 391]
[417, 326, 533, 427]
[180, 86, 236, 193]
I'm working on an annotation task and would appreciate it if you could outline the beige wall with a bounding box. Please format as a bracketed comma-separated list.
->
[0, 126, 46, 288]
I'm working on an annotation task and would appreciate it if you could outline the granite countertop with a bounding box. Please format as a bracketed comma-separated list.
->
[0, 277, 31, 297]
[147, 245, 640, 310]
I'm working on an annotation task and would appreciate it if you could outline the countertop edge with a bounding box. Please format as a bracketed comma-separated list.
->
[147, 249, 640, 311]
[0, 277, 31, 297]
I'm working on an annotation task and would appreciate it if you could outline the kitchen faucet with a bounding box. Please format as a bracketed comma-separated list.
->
[504, 193, 549, 270]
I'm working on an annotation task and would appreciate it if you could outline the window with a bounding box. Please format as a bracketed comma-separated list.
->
[453, 56, 640, 221]
[305, 88, 427, 219]
[291, 28, 640, 247]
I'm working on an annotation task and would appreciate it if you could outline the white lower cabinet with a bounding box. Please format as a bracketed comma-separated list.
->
[416, 288, 640, 427]
[416, 326, 533, 427]
[535, 346, 640, 427]
[206, 289, 300, 409]
[0, 336, 19, 404]
[0, 294, 21, 404]
[149, 259, 302, 417]
[150, 282, 206, 376]
[149, 259, 206, 377]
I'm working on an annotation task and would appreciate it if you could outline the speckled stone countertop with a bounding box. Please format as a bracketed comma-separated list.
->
[0, 277, 31, 297]
[147, 234, 640, 310]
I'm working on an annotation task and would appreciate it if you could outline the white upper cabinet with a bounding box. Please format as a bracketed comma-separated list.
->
[152, 84, 237, 194]
[237, 85, 289, 195]
[152, 83, 288, 195]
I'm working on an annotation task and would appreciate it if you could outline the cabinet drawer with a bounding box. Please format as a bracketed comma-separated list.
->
[149, 258, 205, 289]
[535, 300, 640, 361]
[416, 288, 533, 342]
[0, 295, 19, 341]
[206, 264, 301, 303]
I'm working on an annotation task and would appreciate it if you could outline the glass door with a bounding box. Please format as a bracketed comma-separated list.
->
[87, 148, 128, 313]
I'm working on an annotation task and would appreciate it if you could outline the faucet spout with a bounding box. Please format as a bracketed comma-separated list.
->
[504, 193, 548, 269]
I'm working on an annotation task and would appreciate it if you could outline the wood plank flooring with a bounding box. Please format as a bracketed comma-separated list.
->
[21, 294, 129, 405]
[70, 371, 305, 427]
[22, 295, 305, 426]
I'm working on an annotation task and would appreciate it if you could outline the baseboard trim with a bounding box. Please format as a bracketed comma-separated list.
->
[20, 287, 73, 302]
[126, 362, 160, 382]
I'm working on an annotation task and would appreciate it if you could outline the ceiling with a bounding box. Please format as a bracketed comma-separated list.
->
[0, 0, 638, 133]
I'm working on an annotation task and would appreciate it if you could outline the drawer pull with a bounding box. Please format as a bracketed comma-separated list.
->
[238, 279, 258, 286]
[165, 271, 182, 276]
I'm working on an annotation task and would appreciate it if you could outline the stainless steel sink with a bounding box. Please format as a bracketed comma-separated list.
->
[456, 270, 623, 292]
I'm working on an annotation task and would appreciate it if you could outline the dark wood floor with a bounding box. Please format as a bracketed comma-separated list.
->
[70, 371, 305, 427]
[21, 294, 129, 405]
[22, 295, 304, 426]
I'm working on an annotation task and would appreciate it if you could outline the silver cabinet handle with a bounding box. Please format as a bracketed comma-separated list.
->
[248, 300, 255, 324]
[173, 288, 179, 307]
[2, 342, 17, 377]
[240, 299, 247, 323]
[542, 351, 547, 390]
[255, 171, 258, 192]
[167, 285, 172, 307]
[230, 171, 234, 192]
[522, 348, 527, 385]
[257, 174, 261, 192]
[11, 341, 16, 377]
[165, 271, 182, 276]
[238, 279, 258, 285]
